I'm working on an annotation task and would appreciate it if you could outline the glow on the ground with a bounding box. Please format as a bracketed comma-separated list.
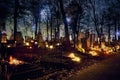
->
[68, 53, 81, 62]
[90, 42, 114, 55]
[29, 46, 32, 49]
[9, 56, 24, 65]
[7, 45, 11, 48]
[88, 51, 99, 56]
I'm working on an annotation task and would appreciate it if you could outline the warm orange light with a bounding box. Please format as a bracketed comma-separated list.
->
[116, 45, 120, 50]
[90, 46, 101, 51]
[56, 43, 60, 46]
[89, 51, 99, 56]
[103, 48, 113, 55]
[7, 45, 11, 48]
[46, 44, 49, 48]
[68, 53, 81, 62]
[9, 56, 24, 65]
[9, 56, 13, 61]
[25, 42, 30, 46]
[90, 42, 114, 56]
[49, 45, 54, 49]
[1, 35, 7, 43]
[101, 42, 106, 49]
[78, 48, 85, 53]
[76, 44, 85, 53]
[68, 53, 75, 58]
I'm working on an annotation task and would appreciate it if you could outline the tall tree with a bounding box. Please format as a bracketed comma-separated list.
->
[65, 0, 83, 47]
[105, 0, 120, 41]
[59, 0, 70, 45]
[14, 0, 19, 42]
[29, 0, 41, 38]
[13, 0, 30, 42]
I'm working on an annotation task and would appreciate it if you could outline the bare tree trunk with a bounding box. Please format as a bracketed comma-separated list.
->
[89, 0, 101, 47]
[14, 0, 19, 42]
[55, 2, 60, 41]
[35, 18, 38, 38]
[56, 10, 60, 41]
[54, 25, 57, 41]
[72, 18, 78, 48]
[99, 27, 103, 47]
[56, 17, 60, 40]
[114, 20, 117, 41]
[118, 21, 120, 40]
[46, 17, 49, 41]
[76, 15, 81, 43]
[50, 16, 53, 41]
[59, 0, 70, 44]
[38, 18, 41, 32]
[108, 24, 111, 44]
